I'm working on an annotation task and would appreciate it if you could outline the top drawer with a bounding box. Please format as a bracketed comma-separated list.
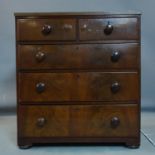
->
[16, 18, 76, 41]
[79, 18, 139, 41]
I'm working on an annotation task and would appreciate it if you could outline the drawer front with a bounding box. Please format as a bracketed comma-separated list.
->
[18, 43, 139, 70]
[19, 72, 139, 102]
[19, 105, 139, 138]
[17, 19, 76, 41]
[79, 18, 139, 40]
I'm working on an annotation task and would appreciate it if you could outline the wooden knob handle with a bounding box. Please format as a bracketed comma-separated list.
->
[36, 117, 46, 127]
[36, 82, 45, 93]
[111, 51, 120, 62]
[111, 82, 120, 93]
[111, 117, 120, 128]
[104, 21, 113, 35]
[35, 51, 45, 62]
[42, 24, 52, 35]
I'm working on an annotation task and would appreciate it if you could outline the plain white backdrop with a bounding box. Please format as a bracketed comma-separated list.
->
[0, 0, 154, 110]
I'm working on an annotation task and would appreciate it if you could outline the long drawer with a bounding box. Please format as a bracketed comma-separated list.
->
[18, 72, 139, 102]
[18, 104, 139, 138]
[17, 43, 140, 70]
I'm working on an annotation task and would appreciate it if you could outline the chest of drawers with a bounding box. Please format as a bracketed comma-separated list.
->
[15, 12, 141, 149]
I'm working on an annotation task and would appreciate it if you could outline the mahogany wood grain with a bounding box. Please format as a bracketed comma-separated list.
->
[17, 19, 76, 41]
[15, 12, 141, 148]
[17, 43, 139, 70]
[79, 18, 139, 41]
[18, 72, 139, 102]
[18, 104, 139, 138]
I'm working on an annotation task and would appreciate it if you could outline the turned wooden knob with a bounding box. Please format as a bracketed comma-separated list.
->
[104, 21, 113, 35]
[111, 51, 120, 62]
[111, 117, 120, 128]
[42, 24, 52, 35]
[36, 82, 45, 93]
[111, 82, 120, 93]
[35, 51, 45, 62]
[36, 117, 46, 127]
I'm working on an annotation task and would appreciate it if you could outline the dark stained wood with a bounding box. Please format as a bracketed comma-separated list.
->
[17, 19, 76, 41]
[15, 12, 141, 148]
[14, 12, 141, 17]
[18, 72, 139, 102]
[17, 43, 139, 70]
[18, 104, 139, 138]
[17, 137, 140, 149]
[79, 18, 139, 40]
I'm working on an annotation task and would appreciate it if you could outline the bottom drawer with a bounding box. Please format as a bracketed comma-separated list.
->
[18, 104, 139, 138]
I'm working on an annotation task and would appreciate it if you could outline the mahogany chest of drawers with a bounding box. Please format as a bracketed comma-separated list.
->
[15, 12, 141, 148]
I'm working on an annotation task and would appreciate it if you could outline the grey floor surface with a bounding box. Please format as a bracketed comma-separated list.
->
[0, 111, 155, 155]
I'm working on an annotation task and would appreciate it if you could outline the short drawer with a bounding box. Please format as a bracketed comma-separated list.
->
[18, 104, 139, 138]
[16, 18, 76, 41]
[17, 43, 139, 70]
[79, 18, 139, 40]
[18, 72, 139, 102]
